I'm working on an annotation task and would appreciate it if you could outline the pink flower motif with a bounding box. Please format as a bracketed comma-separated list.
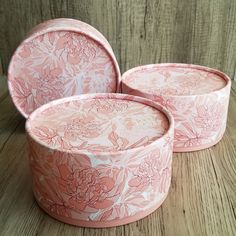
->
[29, 153, 72, 218]
[33, 66, 64, 102]
[174, 122, 203, 147]
[88, 99, 128, 114]
[42, 199, 72, 218]
[41, 104, 65, 116]
[128, 149, 171, 193]
[152, 95, 177, 112]
[9, 25, 118, 117]
[9, 75, 36, 114]
[152, 87, 179, 96]
[107, 125, 154, 151]
[34, 180, 72, 218]
[56, 33, 97, 66]
[79, 36, 97, 59]
[18, 44, 32, 58]
[61, 115, 102, 141]
[31, 126, 72, 150]
[96, 203, 133, 221]
[9, 65, 65, 114]
[108, 126, 129, 150]
[56, 164, 115, 212]
[32, 126, 59, 146]
[194, 103, 224, 132]
[30, 142, 120, 218]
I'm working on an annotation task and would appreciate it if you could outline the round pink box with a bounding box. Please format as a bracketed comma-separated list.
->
[8, 18, 121, 118]
[121, 63, 231, 152]
[26, 93, 174, 227]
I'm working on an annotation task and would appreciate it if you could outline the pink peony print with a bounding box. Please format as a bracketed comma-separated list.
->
[31, 126, 73, 150]
[18, 44, 32, 58]
[55, 33, 97, 66]
[26, 93, 174, 225]
[174, 122, 203, 148]
[8, 19, 119, 117]
[9, 75, 36, 114]
[56, 164, 115, 212]
[88, 99, 128, 114]
[61, 115, 102, 141]
[9, 65, 66, 114]
[151, 95, 177, 112]
[34, 67, 64, 99]
[32, 126, 60, 146]
[194, 103, 224, 133]
[128, 149, 171, 193]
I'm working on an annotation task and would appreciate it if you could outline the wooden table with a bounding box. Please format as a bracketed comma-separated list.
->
[0, 77, 235, 236]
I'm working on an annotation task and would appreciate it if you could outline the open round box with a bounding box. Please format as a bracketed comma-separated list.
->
[121, 63, 231, 152]
[26, 93, 174, 227]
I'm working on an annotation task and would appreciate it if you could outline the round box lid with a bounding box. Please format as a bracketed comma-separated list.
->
[121, 64, 227, 96]
[26, 93, 172, 154]
[8, 18, 120, 118]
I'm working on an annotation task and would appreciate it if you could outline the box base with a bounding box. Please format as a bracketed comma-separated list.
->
[173, 133, 224, 153]
[35, 191, 169, 228]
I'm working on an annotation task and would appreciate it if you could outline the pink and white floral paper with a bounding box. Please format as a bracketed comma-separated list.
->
[26, 93, 174, 227]
[8, 18, 121, 118]
[121, 64, 231, 152]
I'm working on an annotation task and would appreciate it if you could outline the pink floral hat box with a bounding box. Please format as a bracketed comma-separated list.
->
[121, 63, 231, 152]
[26, 93, 174, 227]
[8, 18, 121, 118]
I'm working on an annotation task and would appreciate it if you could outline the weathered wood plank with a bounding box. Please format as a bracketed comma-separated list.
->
[0, 76, 8, 102]
[0, 0, 235, 79]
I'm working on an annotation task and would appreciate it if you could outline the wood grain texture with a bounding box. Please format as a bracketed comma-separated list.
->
[0, 77, 235, 235]
[0, 0, 235, 79]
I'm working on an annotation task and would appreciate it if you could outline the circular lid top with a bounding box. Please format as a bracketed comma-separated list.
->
[122, 64, 229, 96]
[26, 94, 171, 154]
[8, 18, 120, 118]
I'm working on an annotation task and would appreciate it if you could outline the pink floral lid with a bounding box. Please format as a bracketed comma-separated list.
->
[122, 64, 227, 96]
[8, 18, 121, 118]
[26, 93, 170, 154]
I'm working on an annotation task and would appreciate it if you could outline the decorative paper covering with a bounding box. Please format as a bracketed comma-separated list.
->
[8, 18, 120, 118]
[26, 93, 174, 227]
[121, 63, 231, 152]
